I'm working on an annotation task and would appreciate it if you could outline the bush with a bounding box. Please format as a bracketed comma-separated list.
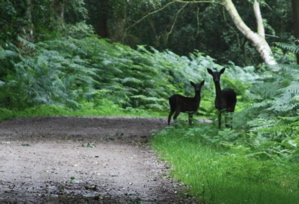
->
[0, 36, 258, 115]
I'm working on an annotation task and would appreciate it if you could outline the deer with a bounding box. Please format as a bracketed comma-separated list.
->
[168, 80, 205, 125]
[207, 68, 237, 129]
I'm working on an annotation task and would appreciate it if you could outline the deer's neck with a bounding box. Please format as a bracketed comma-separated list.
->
[194, 91, 201, 103]
[214, 81, 222, 101]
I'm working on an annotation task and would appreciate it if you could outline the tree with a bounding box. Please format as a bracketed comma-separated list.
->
[220, 0, 278, 68]
[118, 0, 280, 67]
[0, 0, 87, 45]
[85, 0, 292, 66]
[171, 0, 278, 68]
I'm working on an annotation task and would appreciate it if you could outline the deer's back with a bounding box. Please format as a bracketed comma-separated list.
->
[169, 94, 200, 112]
[222, 88, 237, 111]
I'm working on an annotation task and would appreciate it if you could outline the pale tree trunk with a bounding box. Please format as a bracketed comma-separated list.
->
[221, 0, 279, 69]
[253, 0, 264, 38]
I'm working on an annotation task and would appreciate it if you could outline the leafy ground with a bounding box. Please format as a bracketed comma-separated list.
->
[0, 116, 199, 203]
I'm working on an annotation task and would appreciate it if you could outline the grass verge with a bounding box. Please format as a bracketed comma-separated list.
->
[0, 101, 166, 121]
[151, 122, 299, 204]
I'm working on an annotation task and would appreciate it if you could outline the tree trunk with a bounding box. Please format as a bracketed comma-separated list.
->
[221, 0, 278, 69]
[292, 0, 299, 64]
[98, 0, 108, 38]
[253, 0, 264, 38]
[18, 0, 34, 49]
[51, 0, 65, 28]
[60, 0, 65, 23]
[98, 13, 108, 38]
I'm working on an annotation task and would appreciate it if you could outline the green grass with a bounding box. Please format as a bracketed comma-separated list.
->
[151, 123, 299, 204]
[0, 101, 167, 121]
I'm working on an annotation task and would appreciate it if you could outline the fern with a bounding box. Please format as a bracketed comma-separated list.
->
[234, 64, 299, 156]
[0, 41, 98, 109]
[17, 36, 36, 51]
[0, 35, 264, 115]
[275, 42, 299, 54]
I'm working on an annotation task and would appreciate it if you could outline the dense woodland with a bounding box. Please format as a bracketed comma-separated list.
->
[1, 0, 299, 203]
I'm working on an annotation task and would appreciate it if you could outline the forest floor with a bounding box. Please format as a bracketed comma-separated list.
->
[0, 116, 207, 203]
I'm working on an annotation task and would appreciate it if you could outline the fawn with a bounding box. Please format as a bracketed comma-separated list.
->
[168, 80, 205, 125]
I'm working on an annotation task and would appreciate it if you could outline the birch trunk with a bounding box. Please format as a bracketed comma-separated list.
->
[221, 0, 278, 69]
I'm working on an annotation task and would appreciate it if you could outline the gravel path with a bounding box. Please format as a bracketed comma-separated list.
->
[0, 116, 197, 203]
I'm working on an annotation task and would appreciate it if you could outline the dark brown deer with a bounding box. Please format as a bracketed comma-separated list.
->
[207, 68, 237, 129]
[168, 80, 205, 125]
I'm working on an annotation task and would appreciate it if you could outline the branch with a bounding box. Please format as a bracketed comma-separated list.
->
[125, 0, 219, 31]
[221, 0, 253, 38]
[165, 3, 189, 43]
[125, 1, 177, 31]
[253, 0, 265, 38]
[222, 0, 278, 68]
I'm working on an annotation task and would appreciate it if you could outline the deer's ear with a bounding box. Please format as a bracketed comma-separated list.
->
[200, 80, 205, 86]
[190, 81, 195, 86]
[207, 68, 213, 75]
[220, 68, 226, 74]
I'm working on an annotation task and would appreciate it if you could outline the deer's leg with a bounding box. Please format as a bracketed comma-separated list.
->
[225, 111, 233, 129]
[224, 113, 229, 128]
[168, 110, 175, 125]
[188, 113, 193, 125]
[218, 111, 222, 129]
[173, 111, 180, 123]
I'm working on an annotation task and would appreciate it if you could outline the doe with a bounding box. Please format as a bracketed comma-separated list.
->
[168, 80, 205, 125]
[207, 68, 237, 129]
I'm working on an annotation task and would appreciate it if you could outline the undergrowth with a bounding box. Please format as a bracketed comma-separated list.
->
[152, 64, 299, 203]
[152, 122, 299, 204]
[0, 35, 257, 117]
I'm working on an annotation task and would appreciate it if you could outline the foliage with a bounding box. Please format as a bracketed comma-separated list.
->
[234, 65, 299, 141]
[275, 42, 299, 54]
[152, 123, 299, 203]
[0, 0, 88, 44]
[1, 1, 296, 66]
[85, 0, 294, 66]
[1, 35, 258, 115]
[151, 62, 299, 203]
[0, 41, 96, 110]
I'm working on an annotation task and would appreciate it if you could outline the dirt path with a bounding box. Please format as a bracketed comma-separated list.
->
[0, 116, 197, 203]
